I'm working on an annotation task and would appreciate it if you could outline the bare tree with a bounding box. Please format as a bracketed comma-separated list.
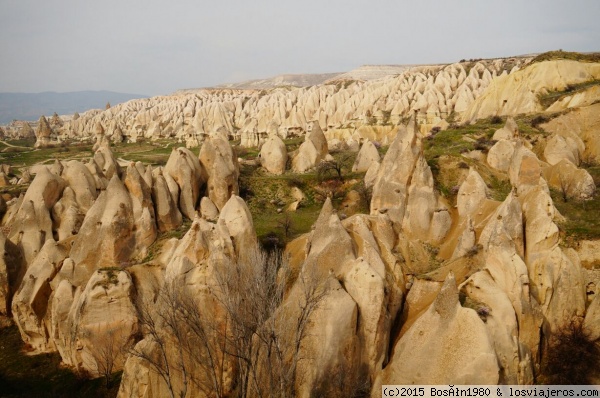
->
[85, 327, 132, 388]
[128, 247, 326, 398]
[277, 212, 294, 240]
[558, 172, 574, 202]
[129, 281, 227, 398]
[213, 251, 326, 398]
[316, 153, 354, 182]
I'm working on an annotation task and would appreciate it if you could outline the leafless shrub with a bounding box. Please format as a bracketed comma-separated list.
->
[84, 327, 133, 388]
[540, 318, 600, 384]
[130, 247, 326, 398]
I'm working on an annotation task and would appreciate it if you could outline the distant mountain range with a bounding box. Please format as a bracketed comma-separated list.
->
[0, 90, 146, 124]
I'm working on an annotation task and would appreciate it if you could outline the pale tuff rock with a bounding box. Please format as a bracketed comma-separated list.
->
[61, 160, 98, 213]
[111, 124, 125, 144]
[21, 122, 36, 139]
[577, 240, 600, 269]
[375, 273, 499, 387]
[218, 195, 258, 258]
[0, 173, 10, 187]
[303, 198, 355, 277]
[471, 189, 542, 381]
[63, 269, 139, 376]
[459, 271, 522, 384]
[462, 60, 600, 121]
[0, 232, 9, 318]
[8, 167, 65, 265]
[542, 159, 596, 200]
[290, 186, 306, 202]
[123, 163, 158, 259]
[51, 187, 83, 241]
[492, 117, 519, 141]
[287, 200, 300, 212]
[543, 133, 582, 166]
[479, 191, 524, 257]
[487, 140, 516, 172]
[85, 159, 109, 191]
[457, 168, 489, 218]
[19, 170, 32, 185]
[293, 278, 359, 398]
[541, 103, 600, 163]
[199, 196, 219, 221]
[2, 195, 24, 228]
[92, 122, 111, 152]
[93, 146, 121, 181]
[259, 135, 288, 174]
[508, 142, 543, 195]
[370, 123, 420, 229]
[363, 160, 380, 189]
[34, 115, 53, 148]
[340, 190, 361, 217]
[122, 218, 237, 398]
[50, 59, 523, 146]
[49, 159, 64, 177]
[292, 122, 329, 172]
[352, 140, 380, 172]
[396, 278, 442, 341]
[199, 136, 240, 210]
[326, 138, 346, 152]
[11, 239, 69, 353]
[118, 339, 172, 398]
[402, 155, 451, 244]
[451, 217, 476, 260]
[547, 84, 600, 112]
[150, 168, 182, 232]
[342, 257, 389, 375]
[68, 176, 135, 288]
[520, 187, 586, 332]
[164, 147, 203, 219]
[164, 216, 234, 285]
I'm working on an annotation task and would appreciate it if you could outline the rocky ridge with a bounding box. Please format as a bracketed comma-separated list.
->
[1, 53, 600, 395]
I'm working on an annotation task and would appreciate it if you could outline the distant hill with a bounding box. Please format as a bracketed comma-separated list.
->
[211, 73, 341, 90]
[0, 90, 146, 124]
[188, 65, 424, 92]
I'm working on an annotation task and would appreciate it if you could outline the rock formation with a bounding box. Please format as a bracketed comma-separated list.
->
[34, 116, 53, 148]
[164, 147, 204, 219]
[352, 140, 380, 173]
[292, 122, 329, 172]
[259, 135, 288, 174]
[2, 54, 600, 395]
[198, 136, 240, 211]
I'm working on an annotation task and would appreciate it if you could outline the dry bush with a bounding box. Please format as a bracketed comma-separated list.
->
[540, 318, 600, 384]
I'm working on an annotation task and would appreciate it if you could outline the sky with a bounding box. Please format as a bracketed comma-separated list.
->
[0, 0, 598, 96]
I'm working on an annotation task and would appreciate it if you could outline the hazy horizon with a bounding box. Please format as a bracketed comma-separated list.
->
[1, 0, 599, 96]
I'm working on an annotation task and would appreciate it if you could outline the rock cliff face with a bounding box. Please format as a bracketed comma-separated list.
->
[3, 58, 531, 145]
[1, 54, 600, 395]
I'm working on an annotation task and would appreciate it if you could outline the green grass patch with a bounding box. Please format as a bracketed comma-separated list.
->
[141, 219, 193, 263]
[487, 174, 512, 202]
[531, 50, 600, 64]
[0, 325, 120, 397]
[112, 140, 176, 166]
[553, 172, 600, 243]
[5, 139, 35, 148]
[0, 144, 94, 170]
[253, 203, 322, 247]
[538, 79, 600, 109]
[423, 117, 506, 161]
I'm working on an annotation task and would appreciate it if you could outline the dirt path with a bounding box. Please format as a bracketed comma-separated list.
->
[0, 140, 31, 149]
